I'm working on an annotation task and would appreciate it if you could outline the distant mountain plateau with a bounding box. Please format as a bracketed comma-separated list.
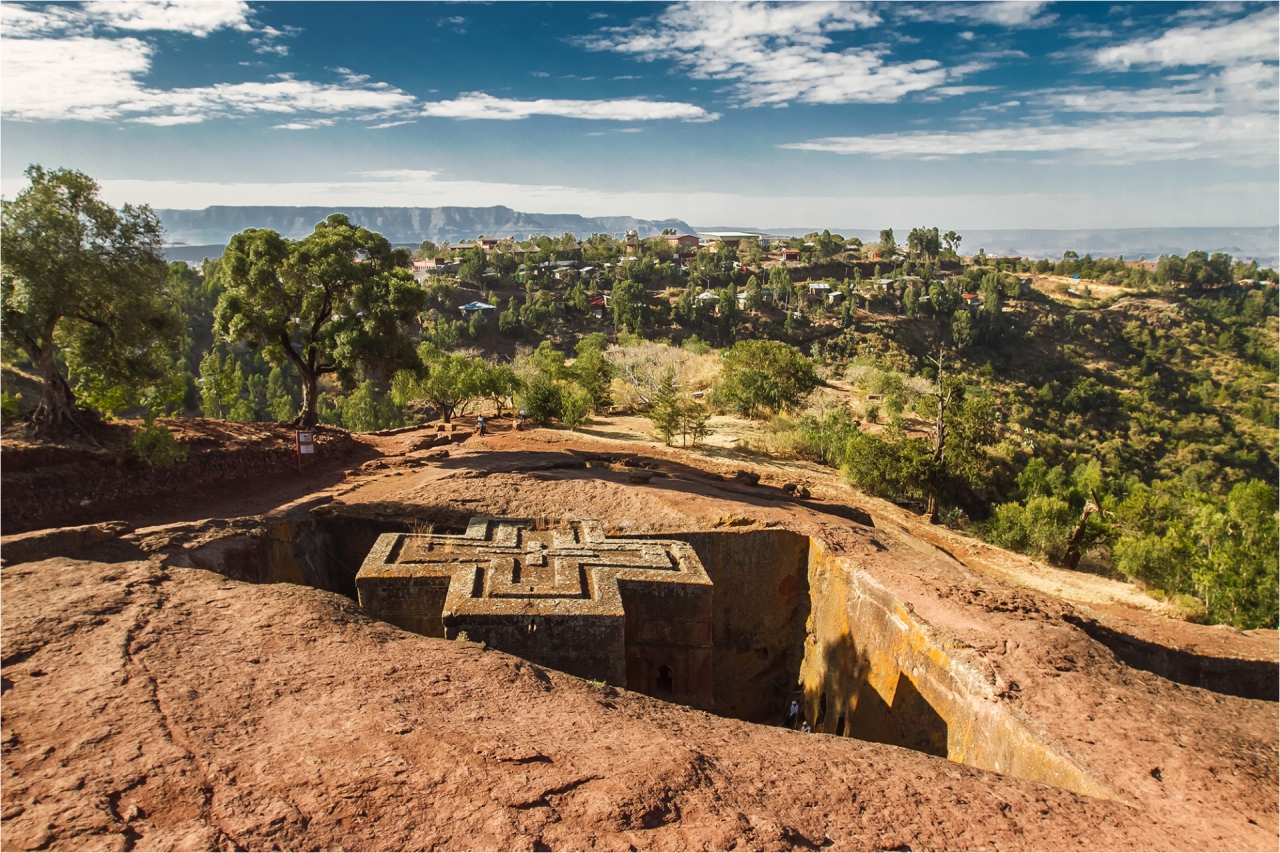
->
[157, 207, 1279, 269]
[725, 226, 1279, 267]
[157, 205, 695, 247]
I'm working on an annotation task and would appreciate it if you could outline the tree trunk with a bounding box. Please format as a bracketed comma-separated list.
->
[297, 370, 320, 428]
[33, 345, 78, 426]
[926, 386, 946, 525]
[282, 333, 320, 428]
[1061, 489, 1103, 570]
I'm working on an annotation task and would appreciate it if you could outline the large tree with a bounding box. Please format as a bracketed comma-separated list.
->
[214, 214, 423, 426]
[907, 226, 941, 262]
[391, 344, 483, 424]
[1, 166, 183, 427]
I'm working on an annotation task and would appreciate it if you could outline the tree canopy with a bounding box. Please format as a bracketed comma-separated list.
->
[214, 214, 423, 426]
[1, 165, 183, 426]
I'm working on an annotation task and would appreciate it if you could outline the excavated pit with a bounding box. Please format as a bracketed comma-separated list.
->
[140, 501, 1270, 804]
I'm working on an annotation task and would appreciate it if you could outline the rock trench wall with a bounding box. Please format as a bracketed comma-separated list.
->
[143, 510, 1133, 799]
[800, 539, 1117, 801]
[1, 429, 356, 534]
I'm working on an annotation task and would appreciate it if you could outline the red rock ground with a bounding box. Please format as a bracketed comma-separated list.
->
[2, 558, 1189, 852]
[2, 420, 1276, 851]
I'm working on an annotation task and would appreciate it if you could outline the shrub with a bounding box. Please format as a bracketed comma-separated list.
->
[133, 415, 188, 469]
[559, 382, 593, 430]
[983, 497, 1076, 562]
[521, 374, 561, 425]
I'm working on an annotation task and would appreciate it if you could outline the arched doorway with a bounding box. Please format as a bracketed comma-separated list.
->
[656, 665, 674, 695]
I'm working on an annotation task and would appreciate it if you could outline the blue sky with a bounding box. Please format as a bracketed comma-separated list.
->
[2, 1, 1276, 230]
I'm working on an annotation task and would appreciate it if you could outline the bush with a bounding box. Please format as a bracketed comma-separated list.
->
[983, 497, 1076, 562]
[521, 374, 561, 425]
[133, 415, 188, 468]
[559, 383, 592, 430]
[714, 339, 817, 419]
[1113, 480, 1278, 628]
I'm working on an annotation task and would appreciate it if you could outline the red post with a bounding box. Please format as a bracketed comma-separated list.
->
[296, 430, 315, 475]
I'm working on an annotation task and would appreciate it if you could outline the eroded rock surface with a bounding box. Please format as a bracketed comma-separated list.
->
[3, 557, 1188, 852]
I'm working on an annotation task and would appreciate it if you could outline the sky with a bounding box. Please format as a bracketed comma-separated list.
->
[1, 0, 1277, 230]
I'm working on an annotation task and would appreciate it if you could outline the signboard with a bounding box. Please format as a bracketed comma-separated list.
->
[296, 430, 315, 474]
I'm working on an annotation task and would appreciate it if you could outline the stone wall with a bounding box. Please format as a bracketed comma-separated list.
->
[657, 530, 811, 723]
[355, 519, 715, 707]
[800, 539, 1117, 801]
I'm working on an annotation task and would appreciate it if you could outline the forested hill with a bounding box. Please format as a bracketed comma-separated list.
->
[157, 206, 695, 245]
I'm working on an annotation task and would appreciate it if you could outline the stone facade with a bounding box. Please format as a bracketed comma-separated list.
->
[356, 518, 714, 708]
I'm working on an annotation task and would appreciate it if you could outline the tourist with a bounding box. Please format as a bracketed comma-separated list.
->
[476, 416, 486, 436]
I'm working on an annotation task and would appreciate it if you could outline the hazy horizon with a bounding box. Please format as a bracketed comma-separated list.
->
[3, 1, 1277, 230]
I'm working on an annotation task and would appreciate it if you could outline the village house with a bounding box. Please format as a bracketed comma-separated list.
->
[458, 301, 495, 317]
[664, 234, 699, 251]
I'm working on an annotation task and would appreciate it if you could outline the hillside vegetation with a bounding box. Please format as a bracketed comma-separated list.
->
[2, 168, 1276, 628]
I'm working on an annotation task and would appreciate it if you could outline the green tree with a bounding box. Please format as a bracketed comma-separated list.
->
[198, 349, 242, 420]
[613, 277, 647, 334]
[391, 344, 483, 423]
[768, 264, 793, 308]
[1114, 480, 1278, 628]
[648, 370, 682, 444]
[266, 365, 298, 422]
[520, 374, 562, 425]
[477, 361, 519, 416]
[878, 228, 896, 258]
[214, 214, 423, 427]
[714, 340, 818, 419]
[490, 251, 518, 278]
[499, 297, 522, 337]
[1, 166, 184, 425]
[918, 363, 998, 523]
[906, 227, 941, 262]
[559, 382, 593, 430]
[717, 285, 740, 340]
[458, 247, 487, 284]
[951, 308, 976, 348]
[572, 334, 614, 412]
[903, 286, 919, 318]
[678, 399, 711, 447]
[744, 275, 764, 312]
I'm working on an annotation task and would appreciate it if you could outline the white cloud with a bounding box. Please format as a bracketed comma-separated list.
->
[420, 92, 718, 122]
[899, 2, 1057, 28]
[367, 120, 416, 129]
[250, 25, 299, 56]
[1040, 85, 1219, 114]
[928, 85, 999, 97]
[84, 0, 253, 36]
[130, 114, 209, 126]
[779, 114, 1277, 166]
[1037, 59, 1279, 116]
[582, 1, 969, 106]
[2, 37, 156, 122]
[272, 119, 336, 131]
[1, 34, 416, 124]
[1095, 7, 1279, 68]
[1, 1, 253, 37]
